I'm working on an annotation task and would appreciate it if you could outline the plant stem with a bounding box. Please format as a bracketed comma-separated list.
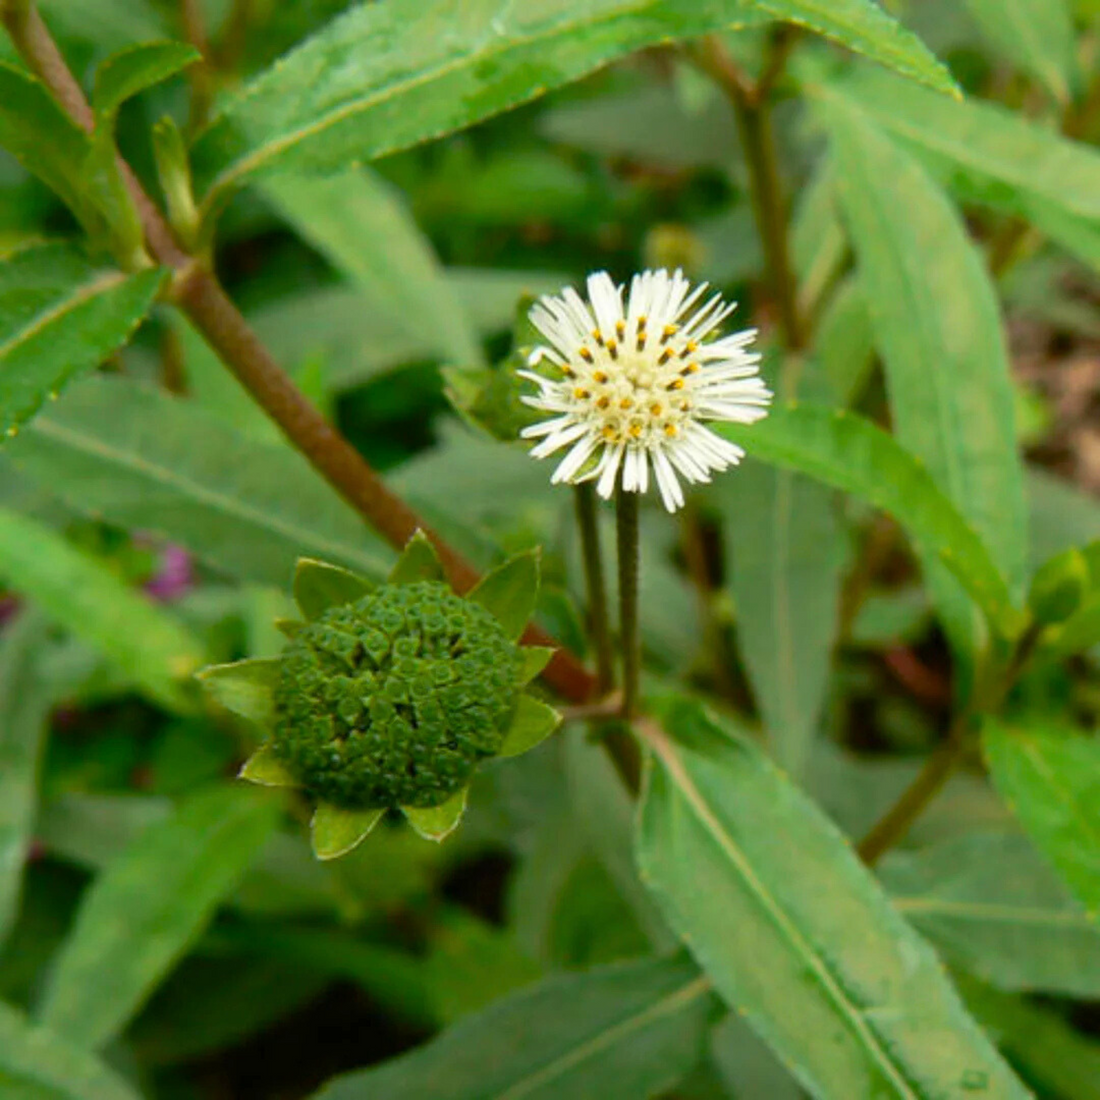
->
[694, 36, 805, 351]
[0, 5, 604, 709]
[574, 483, 615, 693]
[616, 486, 641, 720]
[856, 619, 1046, 864]
[856, 717, 968, 864]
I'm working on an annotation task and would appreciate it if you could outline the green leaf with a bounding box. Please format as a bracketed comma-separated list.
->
[192, 0, 954, 202]
[0, 507, 203, 711]
[0, 246, 164, 441]
[499, 695, 561, 758]
[92, 41, 200, 119]
[238, 744, 298, 788]
[388, 530, 445, 586]
[293, 557, 374, 620]
[0, 1001, 143, 1100]
[957, 975, 1100, 1100]
[313, 956, 716, 1100]
[962, 0, 1080, 105]
[0, 612, 52, 951]
[8, 376, 390, 587]
[249, 269, 567, 392]
[1040, 594, 1100, 663]
[311, 804, 385, 861]
[983, 718, 1100, 924]
[468, 550, 540, 640]
[259, 168, 483, 366]
[636, 700, 1029, 1100]
[882, 833, 1100, 998]
[0, 64, 94, 223]
[719, 405, 1023, 640]
[820, 69, 1100, 268]
[520, 646, 556, 683]
[824, 96, 1027, 667]
[197, 658, 279, 727]
[719, 461, 843, 775]
[403, 788, 468, 843]
[37, 785, 278, 1050]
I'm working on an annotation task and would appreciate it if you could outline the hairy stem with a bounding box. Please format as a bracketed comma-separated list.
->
[0, 4, 602, 711]
[616, 486, 641, 720]
[574, 484, 615, 694]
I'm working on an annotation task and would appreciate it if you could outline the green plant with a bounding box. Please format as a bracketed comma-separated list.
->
[0, 1, 1098, 1097]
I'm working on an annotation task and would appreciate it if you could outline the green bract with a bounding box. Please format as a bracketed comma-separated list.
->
[273, 582, 522, 809]
[197, 533, 560, 857]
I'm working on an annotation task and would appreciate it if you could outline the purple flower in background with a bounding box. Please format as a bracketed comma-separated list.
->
[145, 544, 194, 602]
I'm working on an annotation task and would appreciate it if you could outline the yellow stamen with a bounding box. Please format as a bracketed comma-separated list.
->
[664, 423, 679, 437]
[667, 377, 684, 391]
[579, 346, 594, 363]
[593, 370, 608, 384]
[574, 387, 590, 399]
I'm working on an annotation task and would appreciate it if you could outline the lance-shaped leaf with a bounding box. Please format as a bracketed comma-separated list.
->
[92, 41, 200, 119]
[192, 0, 954, 202]
[37, 785, 278, 1050]
[824, 95, 1027, 668]
[260, 168, 483, 367]
[818, 69, 1100, 271]
[719, 459, 844, 776]
[498, 695, 561, 758]
[314, 956, 716, 1100]
[0, 246, 164, 441]
[0, 507, 203, 712]
[468, 550, 540, 640]
[197, 658, 279, 727]
[0, 611, 52, 950]
[636, 699, 1030, 1100]
[882, 832, 1100, 999]
[0, 64, 94, 223]
[403, 788, 468, 844]
[962, 0, 1079, 106]
[983, 718, 1100, 925]
[9, 376, 390, 586]
[719, 405, 1023, 640]
[293, 558, 374, 620]
[0, 1001, 142, 1100]
[311, 803, 386, 861]
[388, 530, 445, 586]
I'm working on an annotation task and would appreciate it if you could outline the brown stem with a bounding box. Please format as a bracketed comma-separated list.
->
[693, 36, 806, 351]
[1, 4, 602, 711]
[856, 719, 968, 864]
[857, 618, 1045, 864]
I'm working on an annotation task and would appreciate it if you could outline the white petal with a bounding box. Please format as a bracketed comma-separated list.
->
[551, 433, 599, 484]
[596, 444, 625, 499]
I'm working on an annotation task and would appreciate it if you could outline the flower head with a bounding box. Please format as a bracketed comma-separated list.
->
[519, 269, 770, 511]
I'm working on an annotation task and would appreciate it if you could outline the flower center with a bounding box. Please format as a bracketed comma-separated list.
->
[568, 316, 699, 444]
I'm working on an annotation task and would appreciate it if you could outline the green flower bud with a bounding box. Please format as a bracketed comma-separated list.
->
[1028, 548, 1090, 627]
[271, 581, 523, 810]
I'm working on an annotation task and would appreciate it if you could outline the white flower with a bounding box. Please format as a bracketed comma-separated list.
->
[518, 269, 771, 512]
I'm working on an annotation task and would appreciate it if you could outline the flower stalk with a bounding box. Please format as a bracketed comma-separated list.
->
[616, 485, 641, 720]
